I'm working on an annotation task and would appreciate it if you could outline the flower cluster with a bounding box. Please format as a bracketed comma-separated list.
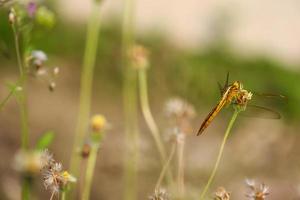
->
[7, 0, 56, 28]
[245, 179, 270, 200]
[26, 50, 59, 91]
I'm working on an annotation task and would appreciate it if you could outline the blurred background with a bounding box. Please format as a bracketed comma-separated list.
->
[1, 0, 300, 199]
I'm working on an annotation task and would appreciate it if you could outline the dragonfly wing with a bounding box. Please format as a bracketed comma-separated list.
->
[252, 92, 287, 101]
[241, 104, 281, 119]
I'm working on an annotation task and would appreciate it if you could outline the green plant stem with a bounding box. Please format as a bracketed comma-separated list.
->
[69, 0, 102, 185]
[122, 0, 139, 199]
[199, 109, 240, 200]
[155, 143, 176, 190]
[12, 21, 31, 200]
[21, 178, 30, 200]
[82, 144, 99, 200]
[60, 190, 66, 200]
[12, 24, 30, 150]
[138, 68, 174, 184]
[138, 69, 165, 158]
[177, 134, 185, 198]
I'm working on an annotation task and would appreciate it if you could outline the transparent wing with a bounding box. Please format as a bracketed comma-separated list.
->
[252, 92, 287, 101]
[241, 104, 281, 119]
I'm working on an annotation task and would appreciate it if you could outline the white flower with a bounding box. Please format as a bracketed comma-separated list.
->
[245, 179, 270, 200]
[32, 50, 48, 62]
[164, 97, 195, 119]
[148, 188, 169, 200]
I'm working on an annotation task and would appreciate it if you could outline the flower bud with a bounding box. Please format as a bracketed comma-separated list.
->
[128, 45, 149, 70]
[48, 82, 56, 92]
[8, 8, 16, 25]
[91, 114, 106, 132]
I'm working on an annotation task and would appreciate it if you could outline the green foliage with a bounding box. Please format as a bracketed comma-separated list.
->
[35, 6, 56, 29]
[35, 131, 55, 150]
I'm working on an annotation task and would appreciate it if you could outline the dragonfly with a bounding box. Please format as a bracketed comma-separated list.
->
[196, 73, 285, 136]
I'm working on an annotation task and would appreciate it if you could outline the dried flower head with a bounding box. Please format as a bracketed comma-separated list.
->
[128, 44, 149, 69]
[148, 188, 169, 200]
[26, 50, 59, 91]
[41, 150, 76, 199]
[245, 179, 270, 200]
[91, 114, 107, 132]
[214, 187, 230, 200]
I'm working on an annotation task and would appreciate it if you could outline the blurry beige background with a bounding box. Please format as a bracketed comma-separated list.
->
[59, 0, 300, 65]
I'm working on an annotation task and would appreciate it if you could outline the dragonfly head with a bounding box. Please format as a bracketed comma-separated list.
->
[232, 81, 242, 90]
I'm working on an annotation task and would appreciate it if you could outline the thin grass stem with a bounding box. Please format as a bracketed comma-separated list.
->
[138, 68, 174, 184]
[81, 144, 99, 200]
[69, 0, 102, 190]
[177, 134, 185, 198]
[155, 143, 176, 190]
[122, 0, 139, 199]
[199, 109, 240, 200]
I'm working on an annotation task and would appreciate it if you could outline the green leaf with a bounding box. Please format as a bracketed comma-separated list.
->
[35, 131, 55, 150]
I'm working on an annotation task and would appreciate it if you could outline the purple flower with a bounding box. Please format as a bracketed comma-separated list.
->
[27, 2, 37, 17]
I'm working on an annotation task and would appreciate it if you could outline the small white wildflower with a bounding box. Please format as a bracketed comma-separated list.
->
[32, 50, 48, 62]
[165, 97, 196, 135]
[149, 188, 169, 200]
[245, 179, 270, 200]
[165, 97, 195, 119]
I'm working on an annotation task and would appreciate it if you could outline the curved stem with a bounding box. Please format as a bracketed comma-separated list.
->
[138, 69, 166, 161]
[199, 110, 240, 200]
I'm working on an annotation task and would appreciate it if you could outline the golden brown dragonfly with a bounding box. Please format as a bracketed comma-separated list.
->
[197, 73, 285, 136]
